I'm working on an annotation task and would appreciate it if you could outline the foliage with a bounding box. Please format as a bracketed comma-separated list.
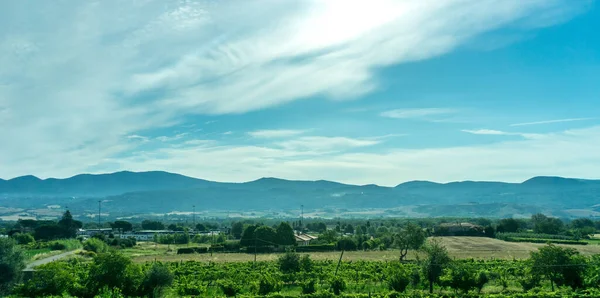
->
[496, 218, 524, 233]
[218, 279, 241, 297]
[50, 239, 83, 251]
[302, 280, 317, 294]
[532, 214, 564, 235]
[278, 251, 301, 273]
[337, 238, 358, 251]
[394, 223, 426, 261]
[422, 239, 452, 293]
[15, 261, 78, 297]
[256, 273, 283, 295]
[530, 244, 586, 290]
[0, 237, 26, 294]
[496, 232, 577, 241]
[140, 263, 174, 297]
[241, 225, 258, 247]
[141, 220, 165, 230]
[255, 226, 278, 246]
[84, 238, 109, 253]
[330, 276, 347, 295]
[276, 222, 297, 246]
[110, 221, 133, 234]
[232, 222, 244, 239]
[57, 210, 83, 239]
[13, 233, 35, 245]
[386, 265, 411, 292]
[87, 251, 143, 296]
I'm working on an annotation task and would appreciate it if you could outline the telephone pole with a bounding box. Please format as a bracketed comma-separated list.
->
[98, 200, 102, 228]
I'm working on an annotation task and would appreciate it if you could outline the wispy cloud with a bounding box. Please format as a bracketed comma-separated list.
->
[276, 136, 380, 152]
[380, 108, 456, 120]
[0, 0, 590, 179]
[510, 118, 594, 127]
[127, 135, 149, 142]
[156, 133, 188, 142]
[222, 131, 233, 135]
[461, 129, 542, 139]
[248, 129, 306, 139]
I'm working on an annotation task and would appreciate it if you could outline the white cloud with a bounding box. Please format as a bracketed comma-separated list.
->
[510, 118, 595, 127]
[156, 133, 188, 142]
[223, 131, 233, 135]
[248, 129, 306, 139]
[381, 108, 456, 119]
[0, 0, 589, 179]
[462, 129, 511, 135]
[275, 136, 380, 152]
[103, 126, 600, 186]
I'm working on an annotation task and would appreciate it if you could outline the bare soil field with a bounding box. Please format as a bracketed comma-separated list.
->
[131, 236, 600, 263]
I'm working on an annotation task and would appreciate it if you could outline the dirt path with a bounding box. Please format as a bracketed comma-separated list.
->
[26, 249, 81, 269]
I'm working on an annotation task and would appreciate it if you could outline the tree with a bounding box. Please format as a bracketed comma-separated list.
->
[58, 210, 82, 238]
[34, 224, 65, 241]
[141, 220, 164, 230]
[343, 224, 354, 234]
[111, 221, 133, 234]
[13, 233, 35, 245]
[0, 238, 26, 294]
[231, 222, 244, 239]
[196, 223, 207, 232]
[422, 239, 451, 293]
[530, 244, 585, 291]
[275, 222, 296, 246]
[395, 223, 426, 261]
[87, 251, 143, 296]
[240, 225, 257, 247]
[318, 230, 338, 243]
[571, 218, 595, 229]
[496, 218, 521, 233]
[16, 261, 76, 297]
[532, 213, 563, 234]
[278, 251, 300, 273]
[254, 226, 277, 246]
[141, 263, 174, 298]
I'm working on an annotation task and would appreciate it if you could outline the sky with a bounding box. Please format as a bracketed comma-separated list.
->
[1, 0, 599, 186]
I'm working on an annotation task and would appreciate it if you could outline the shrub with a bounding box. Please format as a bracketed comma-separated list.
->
[301, 279, 316, 294]
[218, 279, 240, 297]
[336, 238, 358, 251]
[140, 263, 174, 297]
[13, 233, 35, 245]
[296, 244, 336, 252]
[223, 240, 241, 252]
[256, 274, 282, 295]
[330, 276, 346, 295]
[278, 251, 301, 273]
[387, 267, 410, 292]
[84, 238, 109, 253]
[300, 254, 314, 272]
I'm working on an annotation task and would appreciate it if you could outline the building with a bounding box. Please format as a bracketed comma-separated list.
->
[76, 228, 113, 237]
[119, 230, 188, 241]
[295, 234, 318, 246]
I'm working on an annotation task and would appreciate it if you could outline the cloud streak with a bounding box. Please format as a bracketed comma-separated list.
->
[248, 129, 307, 139]
[510, 118, 594, 127]
[381, 108, 457, 119]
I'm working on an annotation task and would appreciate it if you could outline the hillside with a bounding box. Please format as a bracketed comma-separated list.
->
[1, 171, 600, 217]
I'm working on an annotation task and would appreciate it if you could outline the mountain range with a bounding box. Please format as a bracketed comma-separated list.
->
[1, 171, 600, 219]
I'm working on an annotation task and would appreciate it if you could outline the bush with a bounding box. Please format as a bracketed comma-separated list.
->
[336, 238, 358, 251]
[278, 251, 301, 273]
[13, 233, 35, 245]
[177, 247, 209, 254]
[302, 279, 317, 294]
[218, 279, 240, 297]
[387, 267, 410, 292]
[84, 238, 109, 253]
[300, 254, 313, 272]
[256, 274, 282, 295]
[330, 276, 346, 295]
[223, 240, 241, 252]
[140, 263, 174, 297]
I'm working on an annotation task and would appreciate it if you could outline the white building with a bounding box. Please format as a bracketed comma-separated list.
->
[295, 234, 318, 246]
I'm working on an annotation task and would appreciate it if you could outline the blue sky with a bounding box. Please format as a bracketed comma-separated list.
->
[1, 0, 599, 185]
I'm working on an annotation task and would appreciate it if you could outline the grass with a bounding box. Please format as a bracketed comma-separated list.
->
[23, 248, 52, 260]
[131, 236, 600, 264]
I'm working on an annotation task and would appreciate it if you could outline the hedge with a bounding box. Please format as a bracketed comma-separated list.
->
[296, 244, 336, 252]
[502, 237, 587, 245]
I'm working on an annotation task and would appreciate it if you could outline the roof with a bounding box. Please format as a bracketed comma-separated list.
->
[439, 222, 480, 228]
[295, 234, 318, 241]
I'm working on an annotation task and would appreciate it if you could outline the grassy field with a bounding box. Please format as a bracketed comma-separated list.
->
[131, 236, 600, 263]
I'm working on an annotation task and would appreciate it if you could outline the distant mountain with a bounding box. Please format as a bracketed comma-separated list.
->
[0, 171, 214, 197]
[1, 171, 600, 218]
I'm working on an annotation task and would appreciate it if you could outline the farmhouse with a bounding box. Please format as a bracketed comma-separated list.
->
[295, 234, 318, 246]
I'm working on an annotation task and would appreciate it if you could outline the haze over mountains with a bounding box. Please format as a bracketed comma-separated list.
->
[1, 171, 600, 219]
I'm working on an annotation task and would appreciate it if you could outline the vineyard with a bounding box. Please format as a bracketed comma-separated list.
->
[12, 245, 600, 298]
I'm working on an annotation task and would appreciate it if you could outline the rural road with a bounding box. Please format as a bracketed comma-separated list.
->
[26, 249, 81, 269]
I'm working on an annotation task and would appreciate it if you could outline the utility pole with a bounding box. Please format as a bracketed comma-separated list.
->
[335, 249, 345, 276]
[98, 200, 102, 229]
[192, 205, 196, 232]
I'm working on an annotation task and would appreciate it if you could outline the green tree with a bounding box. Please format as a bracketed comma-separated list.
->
[13, 233, 35, 245]
[0, 237, 26, 294]
[141, 263, 174, 298]
[571, 218, 595, 229]
[34, 224, 65, 241]
[111, 221, 133, 234]
[255, 226, 277, 246]
[275, 222, 296, 246]
[496, 218, 522, 233]
[240, 225, 257, 247]
[58, 210, 83, 238]
[343, 224, 354, 234]
[16, 261, 76, 297]
[318, 229, 338, 243]
[231, 222, 244, 239]
[422, 239, 451, 293]
[530, 244, 585, 290]
[395, 222, 426, 261]
[141, 220, 165, 230]
[196, 223, 207, 232]
[87, 251, 143, 296]
[532, 213, 564, 234]
[278, 250, 300, 273]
